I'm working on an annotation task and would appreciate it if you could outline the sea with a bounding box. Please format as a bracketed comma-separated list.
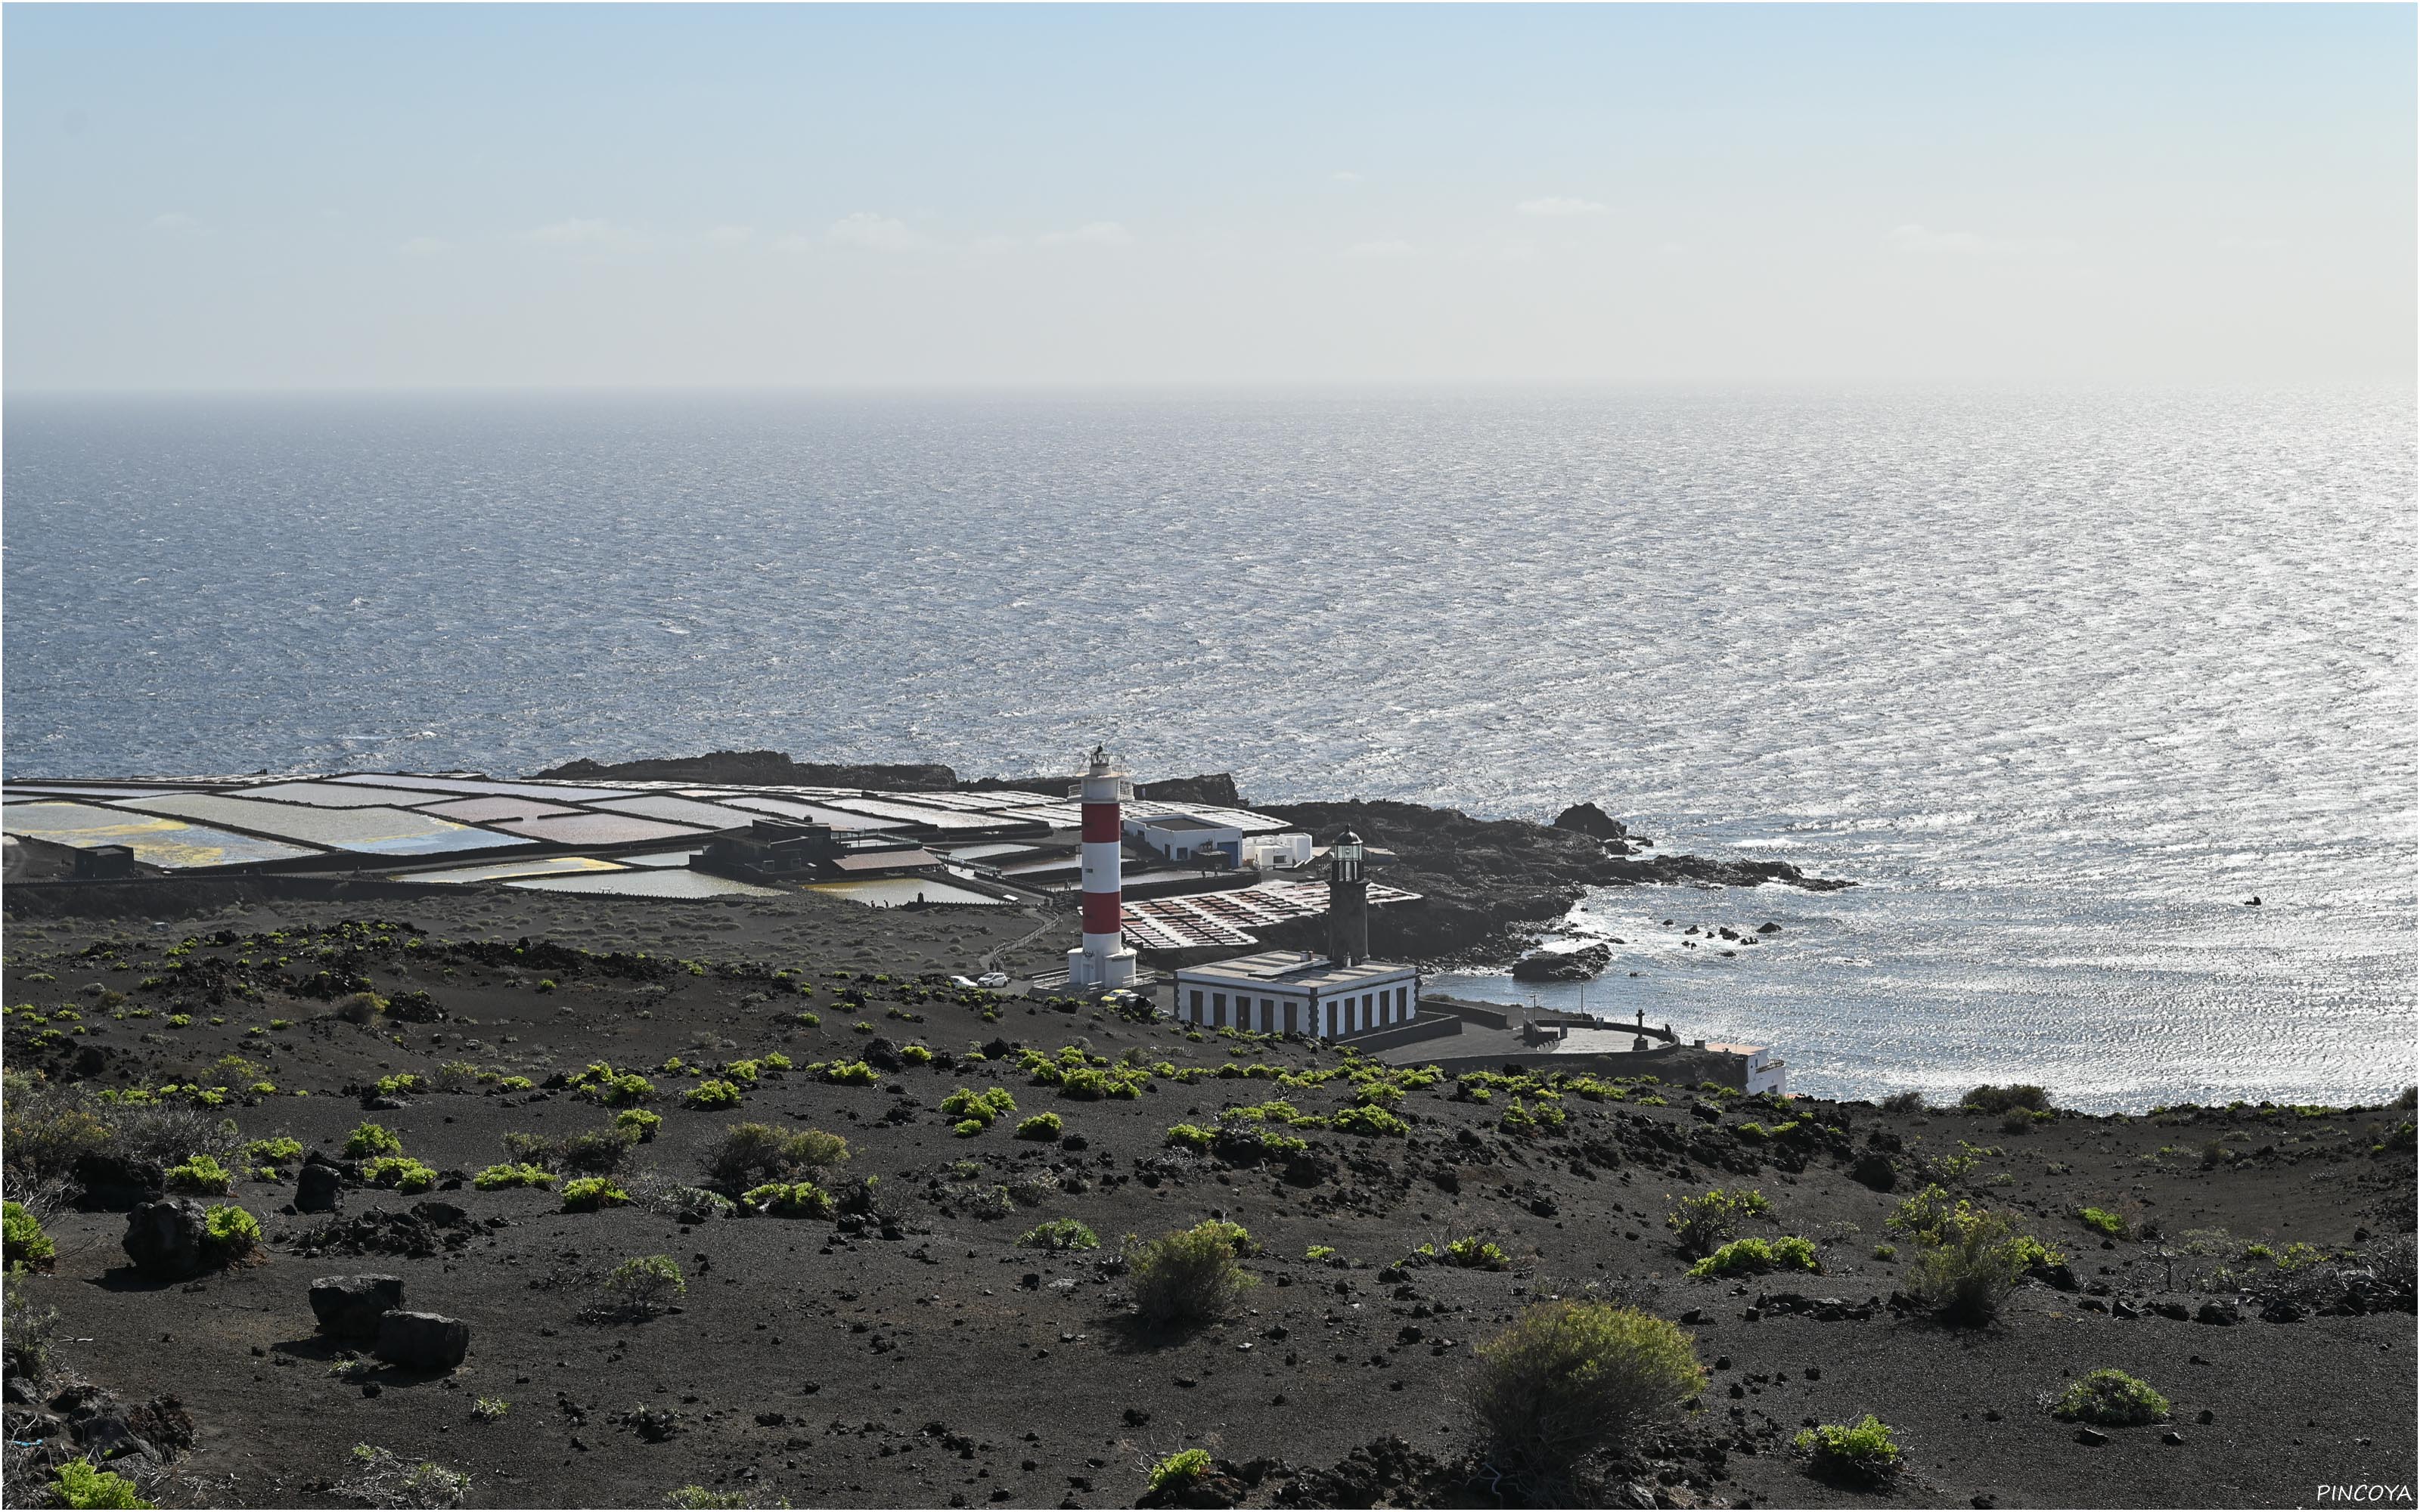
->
[5, 386, 2413, 1111]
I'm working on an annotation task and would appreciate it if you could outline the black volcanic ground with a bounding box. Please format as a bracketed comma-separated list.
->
[3, 888, 2412, 1509]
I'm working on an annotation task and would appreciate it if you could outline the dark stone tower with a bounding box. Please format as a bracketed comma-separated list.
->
[1326, 829, 1370, 966]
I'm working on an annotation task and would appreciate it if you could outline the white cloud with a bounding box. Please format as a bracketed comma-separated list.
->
[149, 211, 206, 233]
[826, 212, 929, 251]
[1331, 170, 1364, 183]
[704, 224, 752, 246]
[398, 236, 451, 258]
[1340, 239, 1418, 260]
[515, 218, 628, 246]
[968, 233, 1024, 255]
[1517, 196, 1609, 218]
[1888, 223, 2075, 257]
[1036, 221, 1134, 249]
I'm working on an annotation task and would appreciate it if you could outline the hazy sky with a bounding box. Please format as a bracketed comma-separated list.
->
[5, 4, 2412, 389]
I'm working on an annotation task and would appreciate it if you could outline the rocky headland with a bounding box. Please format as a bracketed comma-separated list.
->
[517, 751, 1849, 971]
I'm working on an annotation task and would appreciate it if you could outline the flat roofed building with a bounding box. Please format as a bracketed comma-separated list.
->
[1172, 950, 1419, 1041]
[1702, 1042, 1787, 1095]
[1125, 811, 1245, 866]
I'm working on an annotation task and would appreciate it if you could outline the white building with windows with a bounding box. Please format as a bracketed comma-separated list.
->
[1171, 950, 1419, 1040]
[1124, 812, 1244, 866]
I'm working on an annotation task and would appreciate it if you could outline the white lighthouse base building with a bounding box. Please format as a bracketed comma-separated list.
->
[1068, 942, 1139, 991]
[1172, 951, 1418, 1040]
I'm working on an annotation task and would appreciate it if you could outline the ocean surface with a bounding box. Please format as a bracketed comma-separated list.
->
[5, 387, 2414, 1109]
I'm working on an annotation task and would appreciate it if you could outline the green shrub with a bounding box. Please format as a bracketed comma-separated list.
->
[1872, 1244, 1898, 1261]
[1904, 1207, 2039, 1325]
[1962, 1084, 2050, 1115]
[1014, 1112, 1063, 1141]
[1163, 1123, 1215, 1151]
[900, 1043, 933, 1065]
[1305, 1244, 1338, 1262]
[473, 1163, 557, 1191]
[1149, 1449, 1212, 1494]
[5, 1201, 57, 1273]
[703, 1123, 849, 1187]
[165, 1154, 235, 1194]
[951, 1118, 986, 1137]
[553, 1126, 640, 1176]
[2051, 1369, 2170, 1427]
[343, 1121, 403, 1158]
[560, 1178, 631, 1213]
[49, 1458, 154, 1510]
[1443, 1236, 1512, 1271]
[684, 1080, 744, 1110]
[1499, 1098, 1567, 1137]
[2079, 1206, 2128, 1238]
[1125, 1220, 1258, 1325]
[1664, 1188, 1770, 1258]
[495, 1076, 533, 1092]
[601, 1254, 685, 1315]
[1329, 1104, 1407, 1138]
[941, 1087, 1018, 1129]
[1885, 1185, 1959, 1244]
[579, 1067, 656, 1106]
[362, 1156, 438, 1194]
[742, 1181, 834, 1218]
[1464, 1300, 1703, 1491]
[1795, 1415, 1903, 1484]
[823, 1061, 880, 1086]
[1019, 1218, 1100, 1252]
[616, 1109, 664, 1142]
[201, 1203, 262, 1259]
[1689, 1236, 1819, 1279]
[246, 1136, 305, 1166]
[1056, 1065, 1147, 1101]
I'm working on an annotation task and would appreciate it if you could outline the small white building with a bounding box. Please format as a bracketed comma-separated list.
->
[1172, 950, 1419, 1040]
[1237, 832, 1314, 870]
[1125, 812, 1244, 866]
[1704, 1042, 1788, 1095]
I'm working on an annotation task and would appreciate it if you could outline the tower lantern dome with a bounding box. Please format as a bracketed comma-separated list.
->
[1331, 830, 1364, 881]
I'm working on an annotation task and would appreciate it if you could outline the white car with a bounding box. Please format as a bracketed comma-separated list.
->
[976, 971, 1010, 989]
[949, 975, 978, 990]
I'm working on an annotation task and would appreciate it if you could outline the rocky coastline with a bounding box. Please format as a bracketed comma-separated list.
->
[520, 751, 1852, 970]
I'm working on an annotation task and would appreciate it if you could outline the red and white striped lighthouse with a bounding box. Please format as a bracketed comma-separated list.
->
[1067, 744, 1138, 990]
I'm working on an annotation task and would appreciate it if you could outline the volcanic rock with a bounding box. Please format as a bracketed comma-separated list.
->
[120, 1198, 209, 1277]
[1510, 942, 1612, 982]
[309, 1275, 405, 1340]
[296, 1164, 344, 1213]
[1553, 801, 1629, 841]
[74, 1154, 163, 1212]
[373, 1311, 470, 1371]
[533, 750, 956, 792]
